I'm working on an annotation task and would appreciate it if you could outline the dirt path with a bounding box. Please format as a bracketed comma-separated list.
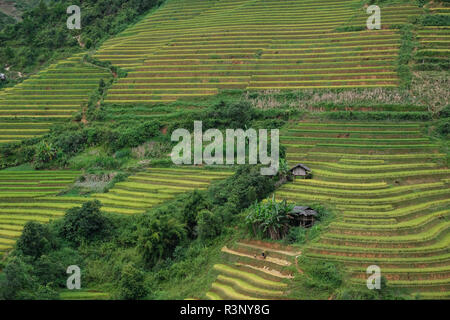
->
[222, 246, 291, 266]
[240, 241, 302, 257]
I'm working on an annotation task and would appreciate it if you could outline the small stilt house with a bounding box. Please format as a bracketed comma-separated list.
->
[289, 206, 318, 228]
[290, 163, 312, 179]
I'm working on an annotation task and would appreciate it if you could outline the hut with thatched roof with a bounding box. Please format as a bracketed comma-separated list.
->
[290, 163, 312, 179]
[289, 206, 318, 228]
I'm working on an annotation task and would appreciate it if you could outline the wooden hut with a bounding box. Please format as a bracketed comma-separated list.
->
[290, 163, 312, 179]
[289, 206, 318, 228]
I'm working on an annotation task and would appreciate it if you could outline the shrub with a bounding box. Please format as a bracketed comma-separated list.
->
[284, 226, 307, 244]
[114, 148, 131, 159]
[0, 256, 58, 300]
[245, 196, 294, 240]
[208, 165, 276, 215]
[32, 141, 57, 169]
[303, 260, 343, 291]
[16, 222, 54, 259]
[117, 263, 148, 300]
[196, 209, 223, 241]
[435, 118, 449, 137]
[32, 255, 67, 288]
[0, 256, 36, 300]
[137, 211, 187, 267]
[59, 200, 111, 245]
[177, 190, 210, 239]
[438, 105, 450, 118]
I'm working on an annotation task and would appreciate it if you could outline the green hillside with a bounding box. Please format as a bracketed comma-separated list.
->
[95, 0, 420, 104]
[276, 121, 449, 297]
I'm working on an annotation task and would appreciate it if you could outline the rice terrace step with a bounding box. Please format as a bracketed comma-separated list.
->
[204, 241, 300, 300]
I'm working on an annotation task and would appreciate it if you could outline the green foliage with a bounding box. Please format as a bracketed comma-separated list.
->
[59, 200, 111, 245]
[168, 100, 257, 133]
[16, 221, 54, 259]
[0, 118, 163, 169]
[196, 209, 223, 242]
[0, 0, 163, 74]
[177, 190, 210, 239]
[0, 11, 15, 31]
[209, 165, 276, 216]
[438, 105, 450, 119]
[435, 118, 450, 138]
[302, 258, 343, 291]
[433, 105, 450, 138]
[32, 140, 57, 169]
[0, 256, 59, 300]
[136, 211, 187, 267]
[84, 55, 128, 78]
[284, 226, 307, 244]
[420, 14, 450, 26]
[245, 196, 294, 240]
[117, 263, 148, 300]
[277, 158, 291, 180]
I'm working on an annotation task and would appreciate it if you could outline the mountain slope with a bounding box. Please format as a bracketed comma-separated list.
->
[276, 120, 450, 298]
[94, 0, 423, 104]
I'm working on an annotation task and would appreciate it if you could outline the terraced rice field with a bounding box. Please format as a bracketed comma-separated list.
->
[94, 0, 423, 105]
[206, 240, 299, 300]
[0, 170, 81, 254]
[416, 26, 450, 70]
[275, 121, 450, 299]
[59, 289, 110, 300]
[414, 3, 450, 71]
[346, 3, 422, 26]
[91, 167, 233, 215]
[0, 166, 232, 255]
[0, 54, 111, 144]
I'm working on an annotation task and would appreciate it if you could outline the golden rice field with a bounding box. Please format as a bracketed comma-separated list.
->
[275, 121, 450, 299]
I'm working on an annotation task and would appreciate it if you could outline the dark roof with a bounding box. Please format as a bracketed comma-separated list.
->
[290, 163, 311, 172]
[290, 206, 318, 216]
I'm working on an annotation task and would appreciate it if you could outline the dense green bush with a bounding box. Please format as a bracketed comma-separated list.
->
[284, 226, 307, 244]
[137, 211, 187, 267]
[208, 165, 276, 217]
[117, 263, 148, 300]
[16, 222, 55, 259]
[303, 259, 343, 291]
[438, 105, 450, 119]
[59, 200, 111, 245]
[0, 256, 59, 300]
[196, 209, 223, 241]
[434, 105, 450, 137]
[435, 118, 450, 137]
[32, 140, 57, 169]
[245, 196, 294, 240]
